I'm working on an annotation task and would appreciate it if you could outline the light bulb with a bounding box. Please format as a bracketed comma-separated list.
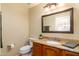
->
[58, 3, 64, 7]
[50, 5, 56, 9]
[44, 7, 49, 11]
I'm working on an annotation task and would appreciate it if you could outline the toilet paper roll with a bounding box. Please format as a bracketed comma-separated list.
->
[10, 44, 15, 48]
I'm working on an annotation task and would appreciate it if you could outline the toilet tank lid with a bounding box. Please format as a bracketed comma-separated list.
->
[20, 45, 32, 51]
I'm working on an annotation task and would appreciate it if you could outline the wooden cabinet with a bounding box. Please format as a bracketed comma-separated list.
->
[32, 42, 42, 56]
[62, 50, 79, 56]
[32, 42, 79, 56]
[43, 45, 60, 56]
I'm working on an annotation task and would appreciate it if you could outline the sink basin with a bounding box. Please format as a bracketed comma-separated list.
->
[47, 40, 61, 45]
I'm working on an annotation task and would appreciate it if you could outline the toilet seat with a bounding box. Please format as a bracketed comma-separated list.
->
[20, 45, 32, 51]
[19, 45, 32, 54]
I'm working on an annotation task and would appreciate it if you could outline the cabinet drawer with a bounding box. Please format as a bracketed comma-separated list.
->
[62, 50, 79, 56]
[32, 42, 42, 56]
[43, 45, 61, 56]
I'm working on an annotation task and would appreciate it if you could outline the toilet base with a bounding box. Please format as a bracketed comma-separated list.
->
[19, 51, 32, 56]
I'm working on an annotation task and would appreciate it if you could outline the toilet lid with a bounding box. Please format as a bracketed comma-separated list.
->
[20, 45, 32, 51]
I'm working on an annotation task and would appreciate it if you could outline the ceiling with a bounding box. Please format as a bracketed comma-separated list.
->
[26, 3, 40, 8]
[25, 3, 79, 8]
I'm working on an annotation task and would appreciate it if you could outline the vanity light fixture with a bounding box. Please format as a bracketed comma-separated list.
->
[44, 3, 64, 11]
[44, 3, 57, 11]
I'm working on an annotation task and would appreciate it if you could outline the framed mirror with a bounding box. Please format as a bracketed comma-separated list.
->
[42, 8, 73, 33]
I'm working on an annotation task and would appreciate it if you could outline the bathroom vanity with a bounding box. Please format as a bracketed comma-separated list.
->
[32, 8, 79, 56]
[32, 39, 79, 56]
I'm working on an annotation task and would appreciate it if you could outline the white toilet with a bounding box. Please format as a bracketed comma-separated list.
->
[19, 38, 33, 56]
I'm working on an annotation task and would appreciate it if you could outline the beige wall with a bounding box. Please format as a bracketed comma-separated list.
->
[29, 3, 79, 40]
[1, 3, 29, 56]
[0, 3, 1, 11]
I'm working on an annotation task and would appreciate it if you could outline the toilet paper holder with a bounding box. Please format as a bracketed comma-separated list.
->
[7, 44, 15, 51]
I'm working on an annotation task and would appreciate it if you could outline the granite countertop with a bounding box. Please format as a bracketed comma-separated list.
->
[32, 39, 79, 53]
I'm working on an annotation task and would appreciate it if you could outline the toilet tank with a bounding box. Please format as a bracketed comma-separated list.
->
[29, 38, 34, 46]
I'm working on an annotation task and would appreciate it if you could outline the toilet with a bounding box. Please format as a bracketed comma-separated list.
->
[19, 38, 33, 56]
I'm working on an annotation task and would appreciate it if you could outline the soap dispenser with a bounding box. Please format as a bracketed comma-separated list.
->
[39, 34, 43, 39]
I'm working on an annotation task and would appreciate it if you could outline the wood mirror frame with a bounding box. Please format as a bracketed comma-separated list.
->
[41, 8, 74, 33]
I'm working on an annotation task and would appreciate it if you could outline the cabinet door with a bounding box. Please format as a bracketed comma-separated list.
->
[32, 42, 42, 56]
[62, 50, 79, 56]
[43, 45, 60, 56]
